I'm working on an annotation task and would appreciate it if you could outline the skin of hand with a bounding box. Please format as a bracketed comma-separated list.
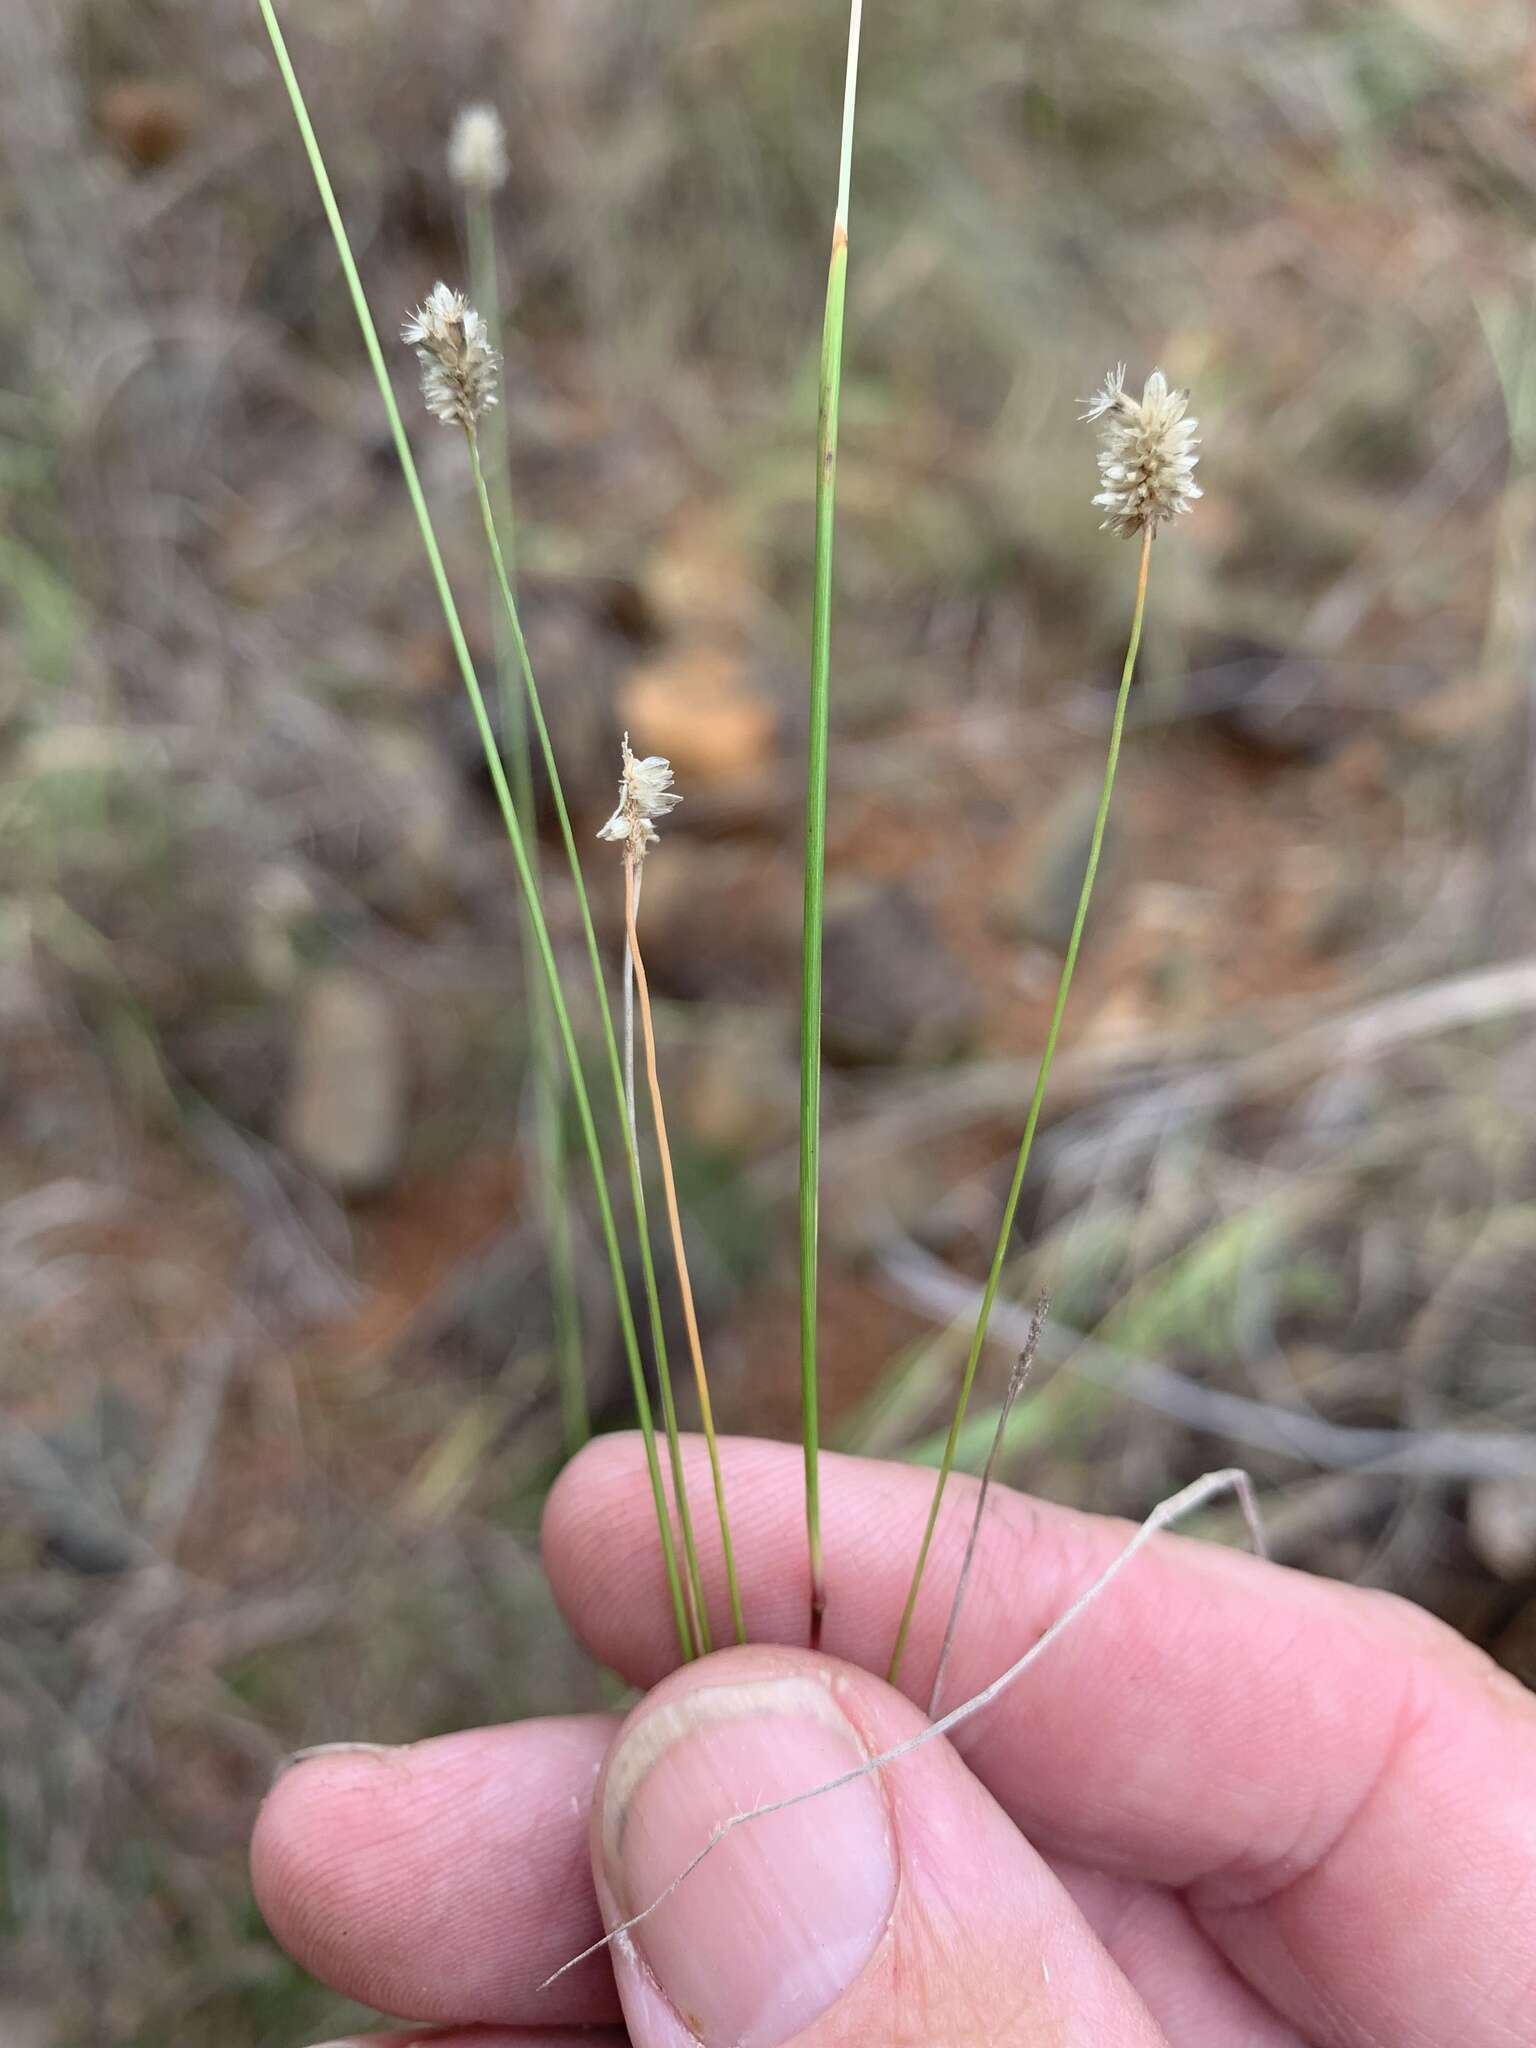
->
[252, 1434, 1536, 2048]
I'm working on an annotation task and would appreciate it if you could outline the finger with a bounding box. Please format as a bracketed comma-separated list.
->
[1054, 1861, 1307, 2047]
[302, 2034, 628, 2047]
[547, 1434, 1536, 2046]
[588, 1642, 1167, 2048]
[252, 1719, 621, 2027]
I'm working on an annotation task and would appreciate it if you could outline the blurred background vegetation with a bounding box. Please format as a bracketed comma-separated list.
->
[4, 0, 1536, 2041]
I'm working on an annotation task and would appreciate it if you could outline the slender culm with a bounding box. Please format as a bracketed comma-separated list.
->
[603, 740, 748, 1646]
[450, 104, 587, 1457]
[928, 1295, 1049, 1718]
[887, 367, 1200, 1688]
[800, 0, 865, 1653]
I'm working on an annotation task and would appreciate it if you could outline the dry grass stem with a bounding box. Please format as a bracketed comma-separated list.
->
[624, 848, 747, 1646]
[927, 1294, 1049, 1718]
[623, 860, 642, 1162]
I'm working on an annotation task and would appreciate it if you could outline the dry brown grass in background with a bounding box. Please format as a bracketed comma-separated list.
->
[3, 1, 1536, 2042]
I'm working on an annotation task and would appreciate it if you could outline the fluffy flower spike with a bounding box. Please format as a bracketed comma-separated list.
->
[447, 103, 509, 192]
[401, 283, 500, 430]
[597, 735, 681, 863]
[1082, 364, 1201, 539]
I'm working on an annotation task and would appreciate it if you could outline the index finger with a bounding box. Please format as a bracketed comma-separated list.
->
[545, 1433, 1536, 2047]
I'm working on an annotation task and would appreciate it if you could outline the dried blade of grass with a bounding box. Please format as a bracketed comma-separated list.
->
[888, 528, 1155, 1687]
[465, 434, 712, 1656]
[461, 144, 587, 1458]
[541, 1463, 1267, 1990]
[256, 0, 693, 1660]
[800, 0, 864, 1651]
[625, 851, 746, 1644]
[928, 1294, 1048, 1718]
[624, 863, 642, 1159]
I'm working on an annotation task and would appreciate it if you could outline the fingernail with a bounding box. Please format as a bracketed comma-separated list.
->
[602, 1674, 895, 2048]
[270, 1741, 397, 1787]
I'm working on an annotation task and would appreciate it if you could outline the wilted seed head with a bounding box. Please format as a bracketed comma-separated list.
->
[401, 282, 500, 430]
[597, 734, 681, 863]
[447, 103, 508, 193]
[1082, 364, 1201, 540]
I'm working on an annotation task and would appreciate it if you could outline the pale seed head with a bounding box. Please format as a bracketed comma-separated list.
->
[447, 103, 509, 193]
[401, 282, 500, 430]
[1082, 364, 1201, 539]
[597, 735, 681, 864]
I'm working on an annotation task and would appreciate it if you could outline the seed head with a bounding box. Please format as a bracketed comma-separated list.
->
[597, 735, 681, 863]
[447, 103, 509, 193]
[1082, 364, 1201, 539]
[401, 282, 500, 430]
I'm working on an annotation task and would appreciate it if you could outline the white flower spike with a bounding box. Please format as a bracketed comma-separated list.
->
[401, 282, 500, 430]
[1082, 365, 1201, 539]
[598, 735, 682, 863]
[447, 103, 508, 193]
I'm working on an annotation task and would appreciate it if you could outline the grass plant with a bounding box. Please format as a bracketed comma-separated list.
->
[15, 6, 1532, 2037]
[263, 0, 1198, 1698]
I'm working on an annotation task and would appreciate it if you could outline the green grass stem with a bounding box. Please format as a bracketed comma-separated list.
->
[257, 0, 690, 1660]
[887, 527, 1155, 1689]
[464, 177, 588, 1459]
[465, 432, 715, 1655]
[800, 0, 864, 1650]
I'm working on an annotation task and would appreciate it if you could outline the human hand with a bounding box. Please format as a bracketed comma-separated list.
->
[253, 1434, 1536, 2046]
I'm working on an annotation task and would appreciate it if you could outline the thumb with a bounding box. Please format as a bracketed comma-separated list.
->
[590, 1644, 1164, 2047]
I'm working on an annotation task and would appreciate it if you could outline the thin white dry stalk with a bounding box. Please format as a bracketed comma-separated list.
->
[927, 1294, 1049, 1719]
[540, 1465, 1267, 1990]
